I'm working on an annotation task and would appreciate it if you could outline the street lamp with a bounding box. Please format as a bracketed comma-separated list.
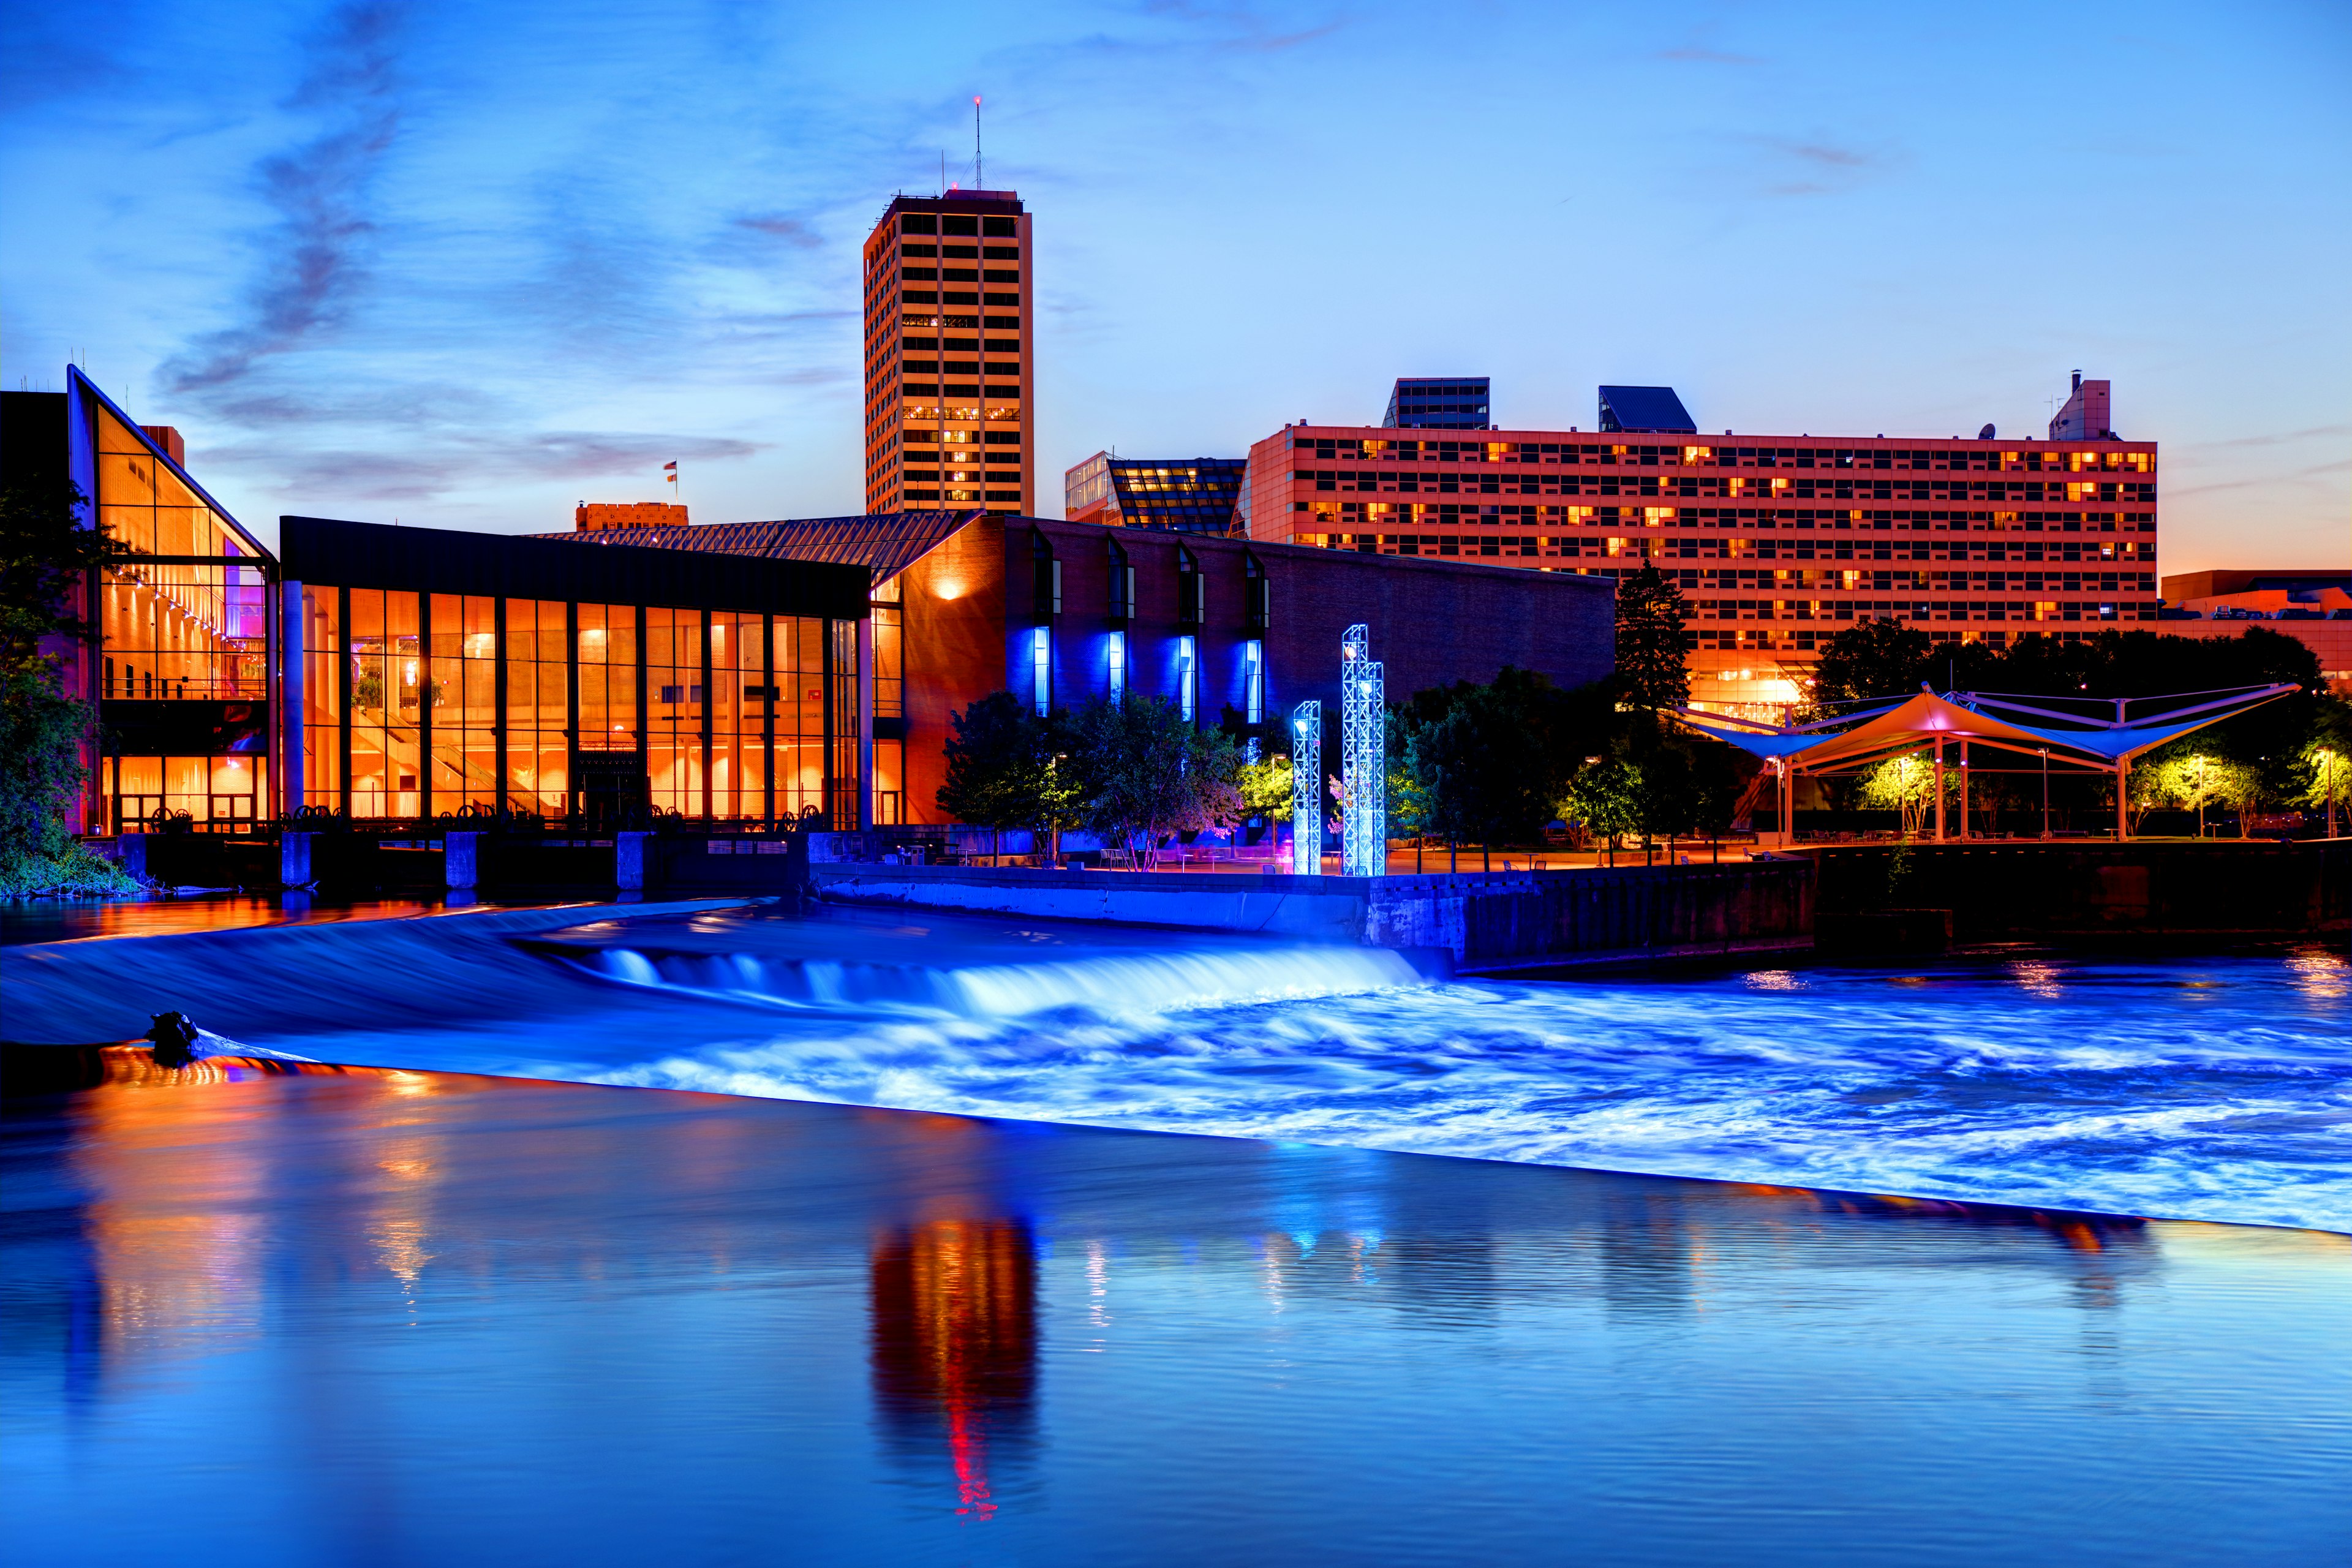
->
[2038, 747, 2050, 840]
[2320, 748, 2340, 840]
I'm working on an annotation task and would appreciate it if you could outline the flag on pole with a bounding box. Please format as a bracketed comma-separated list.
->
[664, 461, 677, 489]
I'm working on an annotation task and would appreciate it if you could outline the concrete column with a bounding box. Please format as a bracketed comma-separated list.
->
[445, 831, 481, 890]
[281, 832, 315, 889]
[616, 831, 650, 891]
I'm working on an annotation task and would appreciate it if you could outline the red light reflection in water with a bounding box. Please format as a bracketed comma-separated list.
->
[869, 1218, 1038, 1523]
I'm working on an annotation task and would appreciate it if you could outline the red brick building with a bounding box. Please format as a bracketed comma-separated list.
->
[1245, 377, 2159, 713]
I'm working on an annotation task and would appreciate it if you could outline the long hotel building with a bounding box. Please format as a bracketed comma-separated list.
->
[1245, 377, 2159, 711]
[861, 190, 1033, 514]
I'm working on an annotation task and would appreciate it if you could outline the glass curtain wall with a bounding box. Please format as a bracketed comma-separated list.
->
[429, 594, 498, 810]
[300, 588, 341, 807]
[347, 590, 423, 817]
[646, 606, 705, 816]
[304, 593, 851, 826]
[710, 612, 767, 822]
[576, 603, 639, 756]
[505, 600, 570, 816]
[92, 399, 272, 831]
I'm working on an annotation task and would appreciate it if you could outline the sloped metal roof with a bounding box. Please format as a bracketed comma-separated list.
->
[535, 511, 980, 586]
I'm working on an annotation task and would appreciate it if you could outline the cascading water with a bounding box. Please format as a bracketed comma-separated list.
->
[6, 903, 2347, 1232]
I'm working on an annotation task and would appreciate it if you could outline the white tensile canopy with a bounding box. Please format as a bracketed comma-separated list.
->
[1671, 682, 2301, 842]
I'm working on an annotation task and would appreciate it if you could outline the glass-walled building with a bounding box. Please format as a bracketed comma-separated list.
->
[0, 368, 279, 834]
[281, 516, 870, 827]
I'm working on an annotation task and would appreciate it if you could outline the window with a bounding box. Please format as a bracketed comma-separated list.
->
[1177, 635, 1197, 724]
[1107, 628, 1127, 699]
[1107, 537, 1133, 620]
[1033, 531, 1060, 620]
[982, 215, 1016, 236]
[1244, 639, 1264, 725]
[1031, 626, 1052, 715]
[1177, 545, 1204, 627]
[1243, 552, 1269, 631]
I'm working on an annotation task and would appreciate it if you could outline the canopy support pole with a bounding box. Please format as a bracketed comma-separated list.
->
[1958, 740, 1970, 842]
[2116, 758, 2129, 843]
[1932, 741, 1945, 843]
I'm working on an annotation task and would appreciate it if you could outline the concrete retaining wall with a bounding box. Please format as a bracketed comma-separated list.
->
[1803, 840, 2350, 940]
[812, 859, 1816, 967]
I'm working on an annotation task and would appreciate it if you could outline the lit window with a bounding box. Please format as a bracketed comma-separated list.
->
[1244, 639, 1264, 724]
[1177, 635, 1197, 723]
[1032, 626, 1051, 715]
[1107, 629, 1126, 699]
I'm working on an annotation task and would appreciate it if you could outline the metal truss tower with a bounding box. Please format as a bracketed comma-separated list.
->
[1289, 700, 1321, 876]
[1339, 624, 1385, 878]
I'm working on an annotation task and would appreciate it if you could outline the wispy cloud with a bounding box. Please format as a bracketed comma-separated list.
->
[1748, 134, 1894, 197]
[202, 430, 763, 502]
[161, 2, 408, 396]
[733, 213, 826, 248]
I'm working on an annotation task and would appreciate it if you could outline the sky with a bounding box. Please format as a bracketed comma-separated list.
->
[2, 0, 2346, 575]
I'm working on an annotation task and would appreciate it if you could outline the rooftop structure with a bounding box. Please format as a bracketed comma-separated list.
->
[1063, 453, 1246, 535]
[862, 190, 1032, 514]
[1383, 378, 1491, 431]
[1598, 386, 1697, 434]
[2048, 372, 2115, 441]
[1245, 379, 2160, 713]
[577, 502, 688, 531]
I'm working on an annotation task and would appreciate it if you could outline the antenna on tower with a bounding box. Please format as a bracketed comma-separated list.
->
[974, 95, 983, 190]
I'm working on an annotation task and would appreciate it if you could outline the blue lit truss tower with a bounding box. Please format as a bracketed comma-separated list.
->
[1339, 625, 1385, 878]
[1290, 700, 1322, 875]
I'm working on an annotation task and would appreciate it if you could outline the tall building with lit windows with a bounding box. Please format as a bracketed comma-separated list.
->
[862, 191, 1033, 514]
[1247, 378, 2161, 713]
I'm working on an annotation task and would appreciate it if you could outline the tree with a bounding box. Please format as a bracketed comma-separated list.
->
[1857, 752, 1936, 839]
[2, 478, 111, 860]
[936, 691, 1063, 861]
[1393, 668, 1591, 870]
[1613, 565, 1691, 712]
[1238, 752, 1294, 821]
[1807, 618, 1933, 712]
[1064, 694, 1244, 870]
[1560, 755, 1642, 861]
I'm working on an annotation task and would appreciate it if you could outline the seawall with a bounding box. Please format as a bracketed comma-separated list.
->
[810, 861, 1815, 970]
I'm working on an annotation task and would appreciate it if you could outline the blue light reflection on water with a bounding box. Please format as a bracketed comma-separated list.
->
[3, 904, 2348, 1231]
[2, 1067, 2348, 1567]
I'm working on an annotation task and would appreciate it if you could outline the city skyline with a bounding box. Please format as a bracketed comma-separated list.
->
[2, 0, 2344, 574]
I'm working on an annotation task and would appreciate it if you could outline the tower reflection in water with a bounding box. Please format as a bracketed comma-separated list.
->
[869, 1218, 1038, 1523]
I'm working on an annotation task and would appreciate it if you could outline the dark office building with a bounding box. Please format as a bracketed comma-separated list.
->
[1063, 453, 1246, 535]
[1383, 377, 1491, 430]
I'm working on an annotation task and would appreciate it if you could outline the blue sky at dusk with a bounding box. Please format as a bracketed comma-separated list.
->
[2, 0, 2344, 572]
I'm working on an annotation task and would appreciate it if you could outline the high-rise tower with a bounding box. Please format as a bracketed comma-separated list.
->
[862, 191, 1033, 514]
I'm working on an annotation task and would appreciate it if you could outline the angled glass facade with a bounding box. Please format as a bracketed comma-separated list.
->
[1061, 453, 1244, 535]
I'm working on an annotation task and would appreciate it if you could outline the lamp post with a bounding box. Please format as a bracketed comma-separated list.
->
[2321, 749, 2339, 840]
[2038, 747, 2050, 840]
[2194, 755, 2207, 839]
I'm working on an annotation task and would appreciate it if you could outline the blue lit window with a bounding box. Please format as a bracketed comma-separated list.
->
[1244, 639, 1264, 725]
[1107, 629, 1126, 699]
[1177, 635, 1197, 724]
[1032, 626, 1051, 715]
